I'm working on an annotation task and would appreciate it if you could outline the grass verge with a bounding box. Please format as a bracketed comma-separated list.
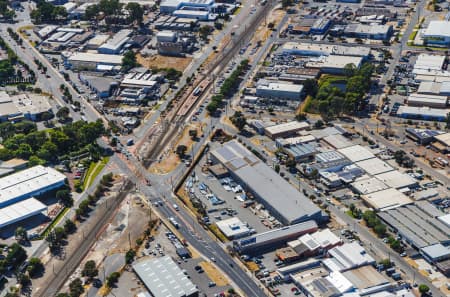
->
[83, 157, 109, 189]
[39, 207, 70, 239]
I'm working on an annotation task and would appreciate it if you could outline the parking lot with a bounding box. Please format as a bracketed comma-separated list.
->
[108, 221, 232, 297]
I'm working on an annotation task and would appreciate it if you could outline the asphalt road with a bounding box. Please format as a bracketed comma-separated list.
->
[110, 153, 267, 297]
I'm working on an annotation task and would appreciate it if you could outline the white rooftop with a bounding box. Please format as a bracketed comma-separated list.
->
[0, 165, 66, 207]
[424, 21, 450, 38]
[68, 52, 124, 64]
[0, 197, 47, 228]
[328, 242, 375, 271]
[306, 55, 363, 70]
[265, 121, 309, 136]
[374, 170, 417, 189]
[351, 177, 389, 195]
[216, 217, 250, 239]
[414, 54, 446, 71]
[362, 188, 413, 211]
[355, 158, 393, 176]
[338, 145, 375, 163]
[438, 213, 450, 227]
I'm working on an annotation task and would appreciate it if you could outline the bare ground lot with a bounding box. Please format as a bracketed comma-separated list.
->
[137, 54, 193, 72]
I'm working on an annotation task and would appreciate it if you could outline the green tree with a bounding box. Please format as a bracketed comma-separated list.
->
[106, 271, 120, 287]
[56, 189, 73, 207]
[125, 249, 136, 264]
[82, 260, 98, 279]
[126, 2, 144, 24]
[56, 106, 70, 120]
[69, 278, 84, 297]
[302, 79, 318, 97]
[15, 227, 28, 243]
[314, 120, 324, 129]
[374, 223, 386, 237]
[281, 0, 293, 8]
[343, 63, 357, 77]
[418, 284, 430, 295]
[27, 257, 44, 278]
[230, 111, 247, 131]
[6, 243, 27, 268]
[199, 25, 213, 40]
[274, 164, 280, 173]
[28, 156, 45, 167]
[122, 50, 138, 71]
[64, 219, 77, 234]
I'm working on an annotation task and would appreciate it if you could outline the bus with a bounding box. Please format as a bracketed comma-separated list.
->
[169, 217, 179, 228]
[193, 86, 202, 96]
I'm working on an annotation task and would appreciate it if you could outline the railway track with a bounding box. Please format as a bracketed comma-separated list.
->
[143, 1, 275, 167]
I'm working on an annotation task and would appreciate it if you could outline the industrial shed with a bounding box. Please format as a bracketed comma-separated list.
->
[133, 256, 198, 297]
[361, 188, 413, 211]
[0, 197, 47, 229]
[0, 165, 66, 208]
[374, 170, 417, 190]
[378, 203, 450, 249]
[211, 141, 325, 225]
[355, 158, 393, 176]
[338, 145, 375, 163]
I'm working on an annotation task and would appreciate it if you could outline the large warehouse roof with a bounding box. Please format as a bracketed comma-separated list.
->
[338, 145, 375, 163]
[328, 242, 375, 271]
[351, 177, 389, 195]
[374, 170, 417, 189]
[0, 165, 66, 208]
[68, 52, 124, 64]
[378, 204, 450, 248]
[212, 141, 322, 224]
[362, 188, 413, 211]
[355, 158, 393, 176]
[133, 256, 198, 297]
[423, 21, 450, 38]
[0, 197, 46, 228]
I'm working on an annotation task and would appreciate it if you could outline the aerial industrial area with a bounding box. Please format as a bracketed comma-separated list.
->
[0, 0, 449, 296]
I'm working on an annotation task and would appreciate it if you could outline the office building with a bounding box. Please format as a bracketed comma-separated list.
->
[423, 21, 450, 46]
[344, 23, 393, 40]
[256, 80, 304, 100]
[264, 121, 309, 139]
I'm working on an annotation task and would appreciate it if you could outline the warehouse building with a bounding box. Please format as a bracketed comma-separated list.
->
[0, 197, 47, 229]
[351, 177, 389, 195]
[421, 244, 450, 263]
[432, 132, 450, 153]
[280, 42, 370, 57]
[338, 145, 375, 163]
[362, 188, 413, 211]
[216, 217, 250, 239]
[344, 23, 393, 40]
[0, 92, 52, 122]
[417, 81, 450, 96]
[284, 143, 317, 162]
[64, 52, 123, 71]
[405, 128, 444, 145]
[423, 21, 450, 46]
[396, 106, 450, 121]
[98, 29, 132, 54]
[326, 242, 376, 271]
[288, 228, 342, 257]
[378, 203, 450, 249]
[211, 141, 325, 225]
[355, 158, 393, 176]
[256, 80, 303, 100]
[0, 165, 66, 208]
[413, 54, 446, 72]
[264, 121, 309, 139]
[306, 55, 363, 75]
[160, 0, 214, 13]
[374, 170, 417, 190]
[86, 34, 110, 50]
[233, 220, 318, 253]
[313, 151, 352, 172]
[322, 134, 353, 150]
[407, 93, 448, 108]
[133, 256, 198, 297]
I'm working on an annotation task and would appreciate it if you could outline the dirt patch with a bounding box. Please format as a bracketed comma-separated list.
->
[137, 54, 193, 72]
[149, 123, 202, 174]
[244, 261, 260, 272]
[199, 261, 229, 286]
